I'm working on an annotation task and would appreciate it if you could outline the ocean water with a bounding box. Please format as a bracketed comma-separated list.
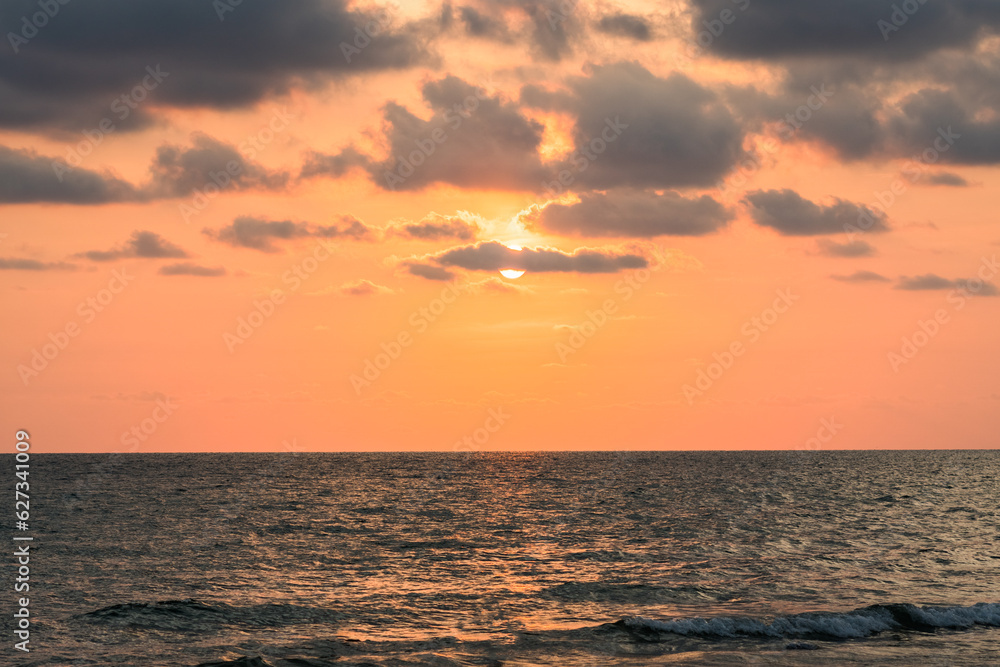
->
[3, 450, 999, 666]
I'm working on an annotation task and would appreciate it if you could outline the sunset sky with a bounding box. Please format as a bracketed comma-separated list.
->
[2, 0, 998, 452]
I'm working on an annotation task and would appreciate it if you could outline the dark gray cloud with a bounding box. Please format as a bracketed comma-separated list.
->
[299, 147, 370, 180]
[387, 213, 480, 241]
[403, 240, 648, 280]
[557, 63, 745, 190]
[923, 171, 970, 187]
[0, 0, 431, 133]
[457, 6, 509, 38]
[0, 134, 294, 204]
[689, 0, 1000, 62]
[0, 145, 137, 204]
[529, 190, 730, 238]
[147, 133, 289, 197]
[323, 75, 548, 191]
[402, 261, 456, 281]
[308, 65, 744, 194]
[816, 239, 876, 258]
[158, 262, 226, 277]
[204, 215, 373, 252]
[0, 257, 77, 271]
[76, 231, 189, 262]
[595, 13, 652, 41]
[896, 274, 999, 294]
[745, 189, 888, 236]
[831, 270, 890, 282]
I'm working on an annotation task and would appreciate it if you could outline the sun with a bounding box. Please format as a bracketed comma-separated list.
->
[500, 244, 525, 279]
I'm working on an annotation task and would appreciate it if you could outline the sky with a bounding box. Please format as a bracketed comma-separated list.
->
[1, 0, 999, 452]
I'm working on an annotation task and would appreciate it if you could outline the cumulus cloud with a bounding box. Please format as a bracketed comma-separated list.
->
[158, 262, 226, 276]
[548, 63, 745, 190]
[0, 257, 77, 271]
[402, 240, 648, 280]
[831, 270, 890, 282]
[688, 0, 1000, 62]
[896, 274, 999, 294]
[299, 147, 370, 180]
[76, 231, 189, 262]
[386, 212, 481, 241]
[0, 0, 431, 133]
[745, 189, 888, 236]
[595, 13, 653, 41]
[528, 190, 730, 238]
[816, 239, 876, 258]
[147, 133, 289, 197]
[0, 145, 138, 204]
[204, 215, 374, 252]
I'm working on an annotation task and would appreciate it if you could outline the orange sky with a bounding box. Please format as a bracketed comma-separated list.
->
[2, 0, 998, 451]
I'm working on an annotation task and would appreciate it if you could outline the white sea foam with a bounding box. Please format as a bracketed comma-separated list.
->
[624, 602, 1000, 640]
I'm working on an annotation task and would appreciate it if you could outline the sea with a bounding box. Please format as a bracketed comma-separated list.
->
[3, 450, 999, 666]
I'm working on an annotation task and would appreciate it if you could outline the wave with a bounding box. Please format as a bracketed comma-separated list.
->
[617, 602, 1000, 641]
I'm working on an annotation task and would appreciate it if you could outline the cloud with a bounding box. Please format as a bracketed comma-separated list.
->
[147, 133, 289, 197]
[688, 0, 1000, 62]
[76, 231, 189, 262]
[595, 13, 653, 41]
[816, 239, 876, 258]
[0, 0, 432, 133]
[745, 189, 888, 236]
[299, 147, 370, 180]
[922, 171, 970, 187]
[550, 63, 745, 190]
[831, 270, 890, 283]
[339, 279, 395, 296]
[204, 215, 373, 252]
[527, 190, 730, 238]
[158, 263, 226, 277]
[0, 257, 77, 271]
[402, 261, 456, 281]
[403, 240, 648, 280]
[896, 274, 999, 294]
[375, 75, 549, 191]
[0, 145, 138, 204]
[466, 277, 534, 295]
[386, 212, 481, 241]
